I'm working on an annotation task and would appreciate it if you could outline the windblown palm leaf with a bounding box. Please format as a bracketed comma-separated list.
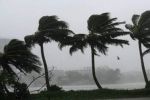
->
[24, 32, 50, 47]
[88, 13, 129, 47]
[88, 13, 126, 35]
[69, 34, 88, 55]
[38, 16, 68, 31]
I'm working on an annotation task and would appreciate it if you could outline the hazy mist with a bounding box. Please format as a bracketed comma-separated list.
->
[0, 0, 150, 72]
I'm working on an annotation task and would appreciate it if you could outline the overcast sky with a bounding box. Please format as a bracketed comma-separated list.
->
[0, 0, 150, 73]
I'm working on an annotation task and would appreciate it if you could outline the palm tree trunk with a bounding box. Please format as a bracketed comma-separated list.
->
[91, 46, 102, 89]
[40, 44, 50, 91]
[138, 41, 149, 87]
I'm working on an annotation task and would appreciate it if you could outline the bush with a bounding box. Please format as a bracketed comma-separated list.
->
[14, 82, 30, 100]
[49, 85, 62, 92]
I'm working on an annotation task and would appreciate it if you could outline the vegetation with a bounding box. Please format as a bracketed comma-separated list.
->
[55, 67, 121, 85]
[126, 11, 150, 88]
[0, 39, 41, 99]
[1, 10, 150, 99]
[31, 89, 150, 100]
[61, 13, 129, 89]
[24, 16, 74, 91]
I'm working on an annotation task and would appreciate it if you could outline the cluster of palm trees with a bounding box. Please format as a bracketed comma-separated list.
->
[0, 11, 150, 94]
[24, 13, 130, 90]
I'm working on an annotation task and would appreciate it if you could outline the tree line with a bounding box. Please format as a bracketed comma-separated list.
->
[55, 68, 121, 85]
[0, 10, 150, 99]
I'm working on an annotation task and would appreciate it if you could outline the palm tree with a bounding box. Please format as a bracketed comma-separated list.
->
[68, 33, 108, 89]
[62, 13, 129, 89]
[88, 13, 129, 89]
[125, 11, 150, 88]
[24, 16, 74, 91]
[0, 39, 41, 93]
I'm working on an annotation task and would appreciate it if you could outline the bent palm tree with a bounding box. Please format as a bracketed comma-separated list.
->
[25, 16, 74, 91]
[125, 11, 150, 88]
[70, 33, 108, 89]
[63, 13, 128, 89]
[88, 13, 129, 89]
[0, 39, 41, 93]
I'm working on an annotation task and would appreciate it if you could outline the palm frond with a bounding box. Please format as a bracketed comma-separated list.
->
[88, 12, 126, 35]
[94, 42, 108, 55]
[68, 34, 88, 55]
[38, 16, 58, 31]
[2, 39, 41, 74]
[58, 36, 74, 50]
[132, 14, 140, 26]
[143, 42, 150, 48]
[44, 29, 74, 42]
[101, 28, 122, 33]
[24, 35, 36, 47]
[88, 13, 110, 32]
[105, 39, 129, 47]
[125, 24, 134, 32]
[45, 21, 68, 29]
[100, 22, 125, 32]
[141, 38, 150, 42]
[69, 46, 79, 55]
[102, 17, 117, 26]
[38, 16, 68, 31]
[102, 32, 130, 38]
[143, 48, 150, 56]
[139, 11, 150, 26]
[138, 21, 150, 35]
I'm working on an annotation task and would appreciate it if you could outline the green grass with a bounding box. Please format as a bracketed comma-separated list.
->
[30, 88, 150, 100]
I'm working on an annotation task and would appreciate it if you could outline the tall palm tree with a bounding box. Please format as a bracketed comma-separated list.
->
[61, 13, 129, 89]
[0, 39, 41, 93]
[88, 13, 129, 89]
[24, 16, 74, 91]
[125, 11, 150, 88]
